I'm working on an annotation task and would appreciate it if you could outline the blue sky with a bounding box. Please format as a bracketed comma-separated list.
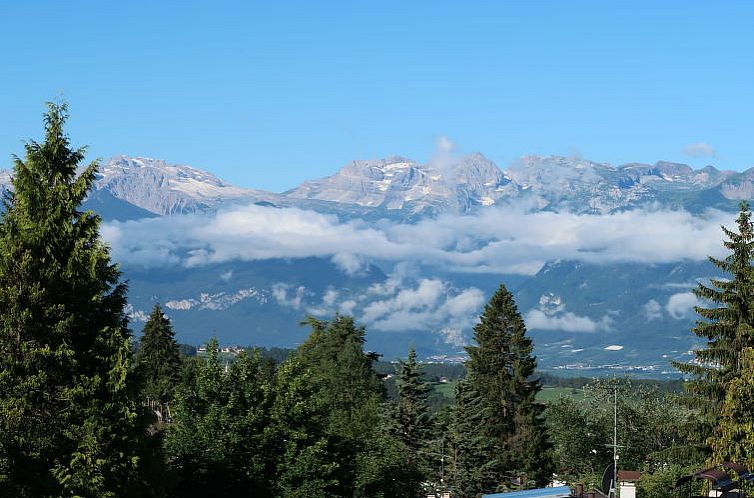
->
[1, 1, 753, 192]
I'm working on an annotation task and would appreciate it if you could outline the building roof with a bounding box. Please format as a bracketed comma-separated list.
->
[481, 486, 573, 498]
[617, 470, 642, 481]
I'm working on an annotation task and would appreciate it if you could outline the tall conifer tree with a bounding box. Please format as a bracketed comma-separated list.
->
[393, 346, 431, 497]
[136, 303, 182, 417]
[460, 284, 552, 490]
[0, 103, 140, 497]
[296, 315, 385, 496]
[673, 201, 754, 457]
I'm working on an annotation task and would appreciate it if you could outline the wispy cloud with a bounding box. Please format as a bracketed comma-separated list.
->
[642, 299, 663, 321]
[683, 142, 716, 158]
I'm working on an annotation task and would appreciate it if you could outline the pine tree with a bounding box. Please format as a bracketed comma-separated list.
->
[393, 346, 431, 497]
[461, 284, 552, 490]
[395, 347, 431, 458]
[673, 201, 754, 458]
[136, 303, 182, 418]
[0, 103, 141, 497]
[712, 347, 754, 467]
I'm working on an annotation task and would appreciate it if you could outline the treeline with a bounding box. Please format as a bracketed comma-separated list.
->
[0, 104, 550, 497]
[537, 373, 685, 393]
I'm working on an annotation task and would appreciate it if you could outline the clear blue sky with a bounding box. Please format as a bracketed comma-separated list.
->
[1, 1, 753, 192]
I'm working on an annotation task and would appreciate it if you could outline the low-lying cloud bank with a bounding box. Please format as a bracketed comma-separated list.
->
[102, 203, 733, 275]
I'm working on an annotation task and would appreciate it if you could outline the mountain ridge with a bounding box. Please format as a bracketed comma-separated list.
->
[0, 153, 748, 217]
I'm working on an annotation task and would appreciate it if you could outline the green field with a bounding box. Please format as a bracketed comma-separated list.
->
[431, 380, 459, 399]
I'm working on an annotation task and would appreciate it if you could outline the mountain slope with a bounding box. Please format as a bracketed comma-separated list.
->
[94, 156, 274, 215]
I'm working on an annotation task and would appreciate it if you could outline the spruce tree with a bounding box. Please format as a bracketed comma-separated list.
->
[712, 347, 754, 467]
[395, 347, 431, 460]
[673, 201, 754, 458]
[136, 303, 182, 418]
[462, 284, 552, 489]
[0, 103, 141, 497]
[296, 315, 396, 496]
[393, 346, 431, 497]
[449, 378, 500, 498]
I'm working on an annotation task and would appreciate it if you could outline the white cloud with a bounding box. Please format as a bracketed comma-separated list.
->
[683, 142, 716, 158]
[358, 277, 485, 345]
[642, 299, 663, 321]
[306, 288, 341, 316]
[525, 309, 612, 333]
[666, 292, 699, 319]
[436, 135, 455, 154]
[272, 283, 306, 309]
[362, 279, 445, 323]
[220, 269, 233, 282]
[439, 327, 466, 347]
[331, 253, 366, 276]
[339, 299, 357, 315]
[103, 203, 735, 276]
[322, 289, 339, 307]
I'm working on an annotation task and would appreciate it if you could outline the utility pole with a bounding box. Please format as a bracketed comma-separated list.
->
[612, 387, 618, 498]
[604, 385, 623, 498]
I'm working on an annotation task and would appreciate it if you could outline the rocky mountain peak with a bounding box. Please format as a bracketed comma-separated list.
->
[95, 156, 263, 215]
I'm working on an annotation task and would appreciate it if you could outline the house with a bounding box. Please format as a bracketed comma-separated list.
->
[617, 470, 641, 498]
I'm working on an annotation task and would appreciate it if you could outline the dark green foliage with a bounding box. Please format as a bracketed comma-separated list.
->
[295, 315, 395, 496]
[268, 354, 339, 497]
[545, 396, 610, 485]
[392, 347, 432, 497]
[136, 304, 182, 411]
[713, 347, 754, 467]
[0, 103, 142, 497]
[449, 379, 501, 497]
[545, 378, 697, 490]
[538, 373, 685, 393]
[177, 343, 197, 357]
[673, 201, 754, 458]
[164, 338, 273, 497]
[453, 284, 552, 493]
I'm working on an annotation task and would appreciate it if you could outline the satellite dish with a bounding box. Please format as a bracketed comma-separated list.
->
[600, 462, 615, 495]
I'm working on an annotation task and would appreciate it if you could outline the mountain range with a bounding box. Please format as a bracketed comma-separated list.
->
[1, 153, 744, 375]
[80, 153, 750, 220]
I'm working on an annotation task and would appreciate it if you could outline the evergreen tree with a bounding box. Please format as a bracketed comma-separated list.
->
[296, 315, 399, 496]
[461, 284, 552, 490]
[269, 354, 339, 497]
[0, 103, 141, 497]
[673, 201, 754, 458]
[393, 346, 431, 496]
[449, 379, 500, 498]
[136, 303, 182, 418]
[712, 347, 754, 467]
[164, 339, 273, 497]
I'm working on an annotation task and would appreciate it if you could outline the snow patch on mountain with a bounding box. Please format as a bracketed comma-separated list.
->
[164, 288, 268, 311]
